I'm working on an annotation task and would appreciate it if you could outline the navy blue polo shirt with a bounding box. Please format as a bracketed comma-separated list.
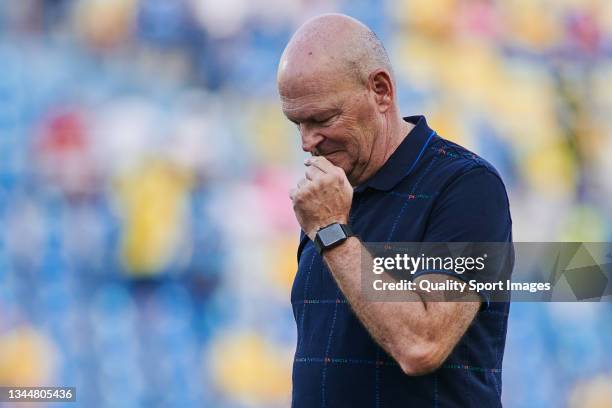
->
[291, 115, 513, 407]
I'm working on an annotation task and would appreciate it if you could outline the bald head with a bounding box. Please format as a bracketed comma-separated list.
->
[277, 14, 409, 186]
[278, 14, 392, 91]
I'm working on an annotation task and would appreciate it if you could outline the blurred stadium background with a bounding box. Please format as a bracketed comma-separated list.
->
[0, 0, 611, 407]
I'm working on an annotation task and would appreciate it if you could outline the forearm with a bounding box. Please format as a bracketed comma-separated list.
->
[323, 237, 430, 369]
[322, 236, 476, 375]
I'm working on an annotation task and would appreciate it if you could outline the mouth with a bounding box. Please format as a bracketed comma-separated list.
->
[321, 150, 341, 158]
[321, 151, 343, 166]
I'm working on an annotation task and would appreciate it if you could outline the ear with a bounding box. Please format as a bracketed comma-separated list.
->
[367, 69, 394, 113]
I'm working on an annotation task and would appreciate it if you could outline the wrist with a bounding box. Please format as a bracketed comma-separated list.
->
[307, 217, 349, 241]
[323, 235, 358, 258]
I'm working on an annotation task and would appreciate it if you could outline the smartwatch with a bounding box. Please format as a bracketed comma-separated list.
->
[313, 223, 354, 255]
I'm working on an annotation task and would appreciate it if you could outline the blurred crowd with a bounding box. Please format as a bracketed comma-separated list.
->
[0, 0, 611, 407]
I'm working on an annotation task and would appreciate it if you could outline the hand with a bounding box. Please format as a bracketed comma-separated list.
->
[289, 156, 353, 241]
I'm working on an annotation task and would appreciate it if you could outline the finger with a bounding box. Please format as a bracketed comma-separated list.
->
[297, 178, 309, 189]
[305, 156, 335, 173]
[305, 164, 325, 181]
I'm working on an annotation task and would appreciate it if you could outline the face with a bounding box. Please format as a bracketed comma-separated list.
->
[279, 72, 380, 185]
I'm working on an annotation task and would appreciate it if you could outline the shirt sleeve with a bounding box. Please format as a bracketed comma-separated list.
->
[415, 166, 514, 307]
[424, 166, 512, 243]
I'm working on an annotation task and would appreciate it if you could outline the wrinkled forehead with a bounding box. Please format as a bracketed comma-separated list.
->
[279, 73, 355, 119]
[279, 64, 357, 103]
[279, 60, 329, 92]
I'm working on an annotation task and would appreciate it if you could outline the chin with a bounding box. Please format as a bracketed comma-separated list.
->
[323, 152, 352, 176]
[323, 151, 344, 166]
[326, 157, 344, 170]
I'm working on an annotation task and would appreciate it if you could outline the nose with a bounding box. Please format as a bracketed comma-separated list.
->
[300, 125, 325, 153]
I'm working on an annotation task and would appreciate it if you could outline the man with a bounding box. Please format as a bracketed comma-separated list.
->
[278, 13, 513, 407]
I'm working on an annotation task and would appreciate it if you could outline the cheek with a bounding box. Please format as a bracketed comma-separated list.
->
[341, 104, 376, 144]
[332, 122, 368, 161]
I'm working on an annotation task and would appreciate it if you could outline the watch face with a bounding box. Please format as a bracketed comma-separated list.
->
[319, 224, 346, 247]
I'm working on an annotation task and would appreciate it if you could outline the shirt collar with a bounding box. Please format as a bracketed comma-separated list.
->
[355, 115, 437, 193]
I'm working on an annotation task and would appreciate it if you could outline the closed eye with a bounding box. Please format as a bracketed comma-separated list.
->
[314, 114, 339, 126]
[287, 112, 340, 127]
